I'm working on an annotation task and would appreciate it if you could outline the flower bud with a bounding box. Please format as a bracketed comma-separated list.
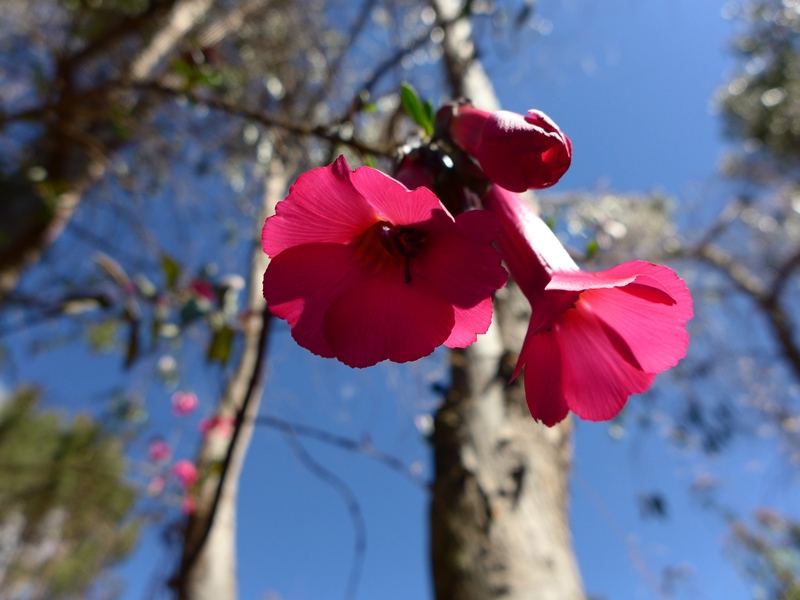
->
[449, 106, 572, 192]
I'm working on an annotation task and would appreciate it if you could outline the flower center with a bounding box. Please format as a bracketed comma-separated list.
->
[353, 221, 429, 283]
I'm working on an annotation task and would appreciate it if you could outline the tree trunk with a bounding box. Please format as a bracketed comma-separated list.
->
[430, 1, 585, 598]
[173, 158, 287, 600]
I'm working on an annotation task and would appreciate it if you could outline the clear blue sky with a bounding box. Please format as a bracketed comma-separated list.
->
[13, 1, 798, 599]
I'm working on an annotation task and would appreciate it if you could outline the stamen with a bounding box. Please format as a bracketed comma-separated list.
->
[356, 221, 428, 283]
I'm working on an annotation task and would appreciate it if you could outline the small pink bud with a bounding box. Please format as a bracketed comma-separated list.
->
[181, 495, 197, 515]
[199, 415, 236, 438]
[171, 391, 198, 416]
[148, 439, 172, 463]
[147, 475, 166, 496]
[449, 106, 572, 192]
[395, 155, 436, 191]
[172, 459, 199, 487]
[189, 279, 215, 301]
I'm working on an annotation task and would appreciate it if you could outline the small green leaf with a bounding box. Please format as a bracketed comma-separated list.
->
[180, 297, 209, 324]
[361, 102, 378, 114]
[363, 155, 377, 168]
[545, 217, 557, 231]
[160, 255, 180, 291]
[586, 238, 599, 259]
[207, 325, 235, 365]
[400, 82, 434, 136]
[423, 99, 435, 126]
[87, 320, 119, 353]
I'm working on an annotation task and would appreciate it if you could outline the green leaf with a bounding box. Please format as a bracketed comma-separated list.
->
[180, 297, 209, 324]
[87, 320, 119, 353]
[207, 325, 235, 365]
[423, 99, 435, 126]
[160, 254, 180, 291]
[400, 82, 434, 136]
[363, 155, 377, 168]
[586, 238, 599, 259]
[361, 102, 378, 114]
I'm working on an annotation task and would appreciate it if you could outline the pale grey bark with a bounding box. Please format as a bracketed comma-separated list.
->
[174, 158, 287, 600]
[429, 1, 585, 599]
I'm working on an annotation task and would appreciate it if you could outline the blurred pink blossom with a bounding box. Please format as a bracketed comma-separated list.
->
[172, 460, 198, 487]
[171, 391, 198, 416]
[147, 439, 172, 462]
[147, 476, 165, 496]
[189, 278, 215, 301]
[181, 495, 197, 515]
[199, 415, 236, 438]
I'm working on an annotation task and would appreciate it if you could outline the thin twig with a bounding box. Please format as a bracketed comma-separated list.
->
[283, 432, 367, 600]
[119, 81, 397, 158]
[254, 414, 428, 488]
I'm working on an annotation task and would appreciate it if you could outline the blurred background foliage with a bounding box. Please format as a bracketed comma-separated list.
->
[0, 387, 138, 599]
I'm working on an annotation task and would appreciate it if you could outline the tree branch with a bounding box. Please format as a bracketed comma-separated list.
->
[120, 80, 397, 158]
[282, 433, 367, 600]
[254, 414, 428, 488]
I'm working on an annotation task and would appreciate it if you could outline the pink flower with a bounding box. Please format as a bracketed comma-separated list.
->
[189, 279, 215, 301]
[172, 459, 198, 487]
[449, 105, 572, 192]
[171, 391, 198, 416]
[147, 439, 172, 462]
[483, 185, 693, 427]
[199, 415, 236, 437]
[147, 475, 166, 496]
[261, 155, 507, 368]
[181, 495, 197, 515]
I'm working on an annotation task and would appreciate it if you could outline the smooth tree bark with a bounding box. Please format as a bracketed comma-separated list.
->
[173, 158, 287, 600]
[429, 1, 585, 598]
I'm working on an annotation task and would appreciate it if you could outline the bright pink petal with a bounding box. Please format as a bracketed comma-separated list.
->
[262, 155, 378, 257]
[483, 186, 578, 300]
[598, 261, 694, 313]
[323, 266, 454, 368]
[415, 231, 507, 308]
[449, 105, 491, 156]
[350, 166, 454, 233]
[527, 289, 581, 337]
[578, 274, 692, 375]
[546, 262, 677, 305]
[263, 242, 372, 358]
[476, 111, 572, 192]
[454, 209, 501, 243]
[519, 330, 569, 427]
[557, 306, 655, 422]
[395, 154, 437, 191]
[414, 226, 506, 348]
[444, 297, 493, 348]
